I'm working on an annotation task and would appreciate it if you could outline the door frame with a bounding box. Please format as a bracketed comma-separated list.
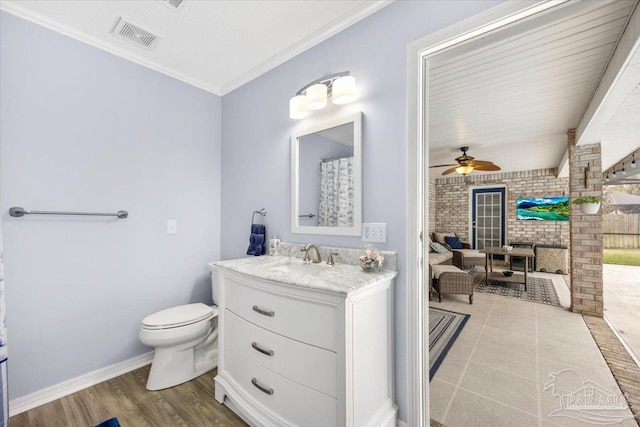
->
[405, 1, 572, 425]
[469, 185, 507, 250]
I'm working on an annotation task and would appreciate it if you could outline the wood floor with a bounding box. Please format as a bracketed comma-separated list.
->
[9, 366, 248, 427]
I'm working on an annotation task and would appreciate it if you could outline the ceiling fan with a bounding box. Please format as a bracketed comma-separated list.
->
[430, 146, 501, 176]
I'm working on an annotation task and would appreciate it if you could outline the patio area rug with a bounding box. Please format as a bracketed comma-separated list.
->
[429, 307, 469, 380]
[469, 269, 561, 306]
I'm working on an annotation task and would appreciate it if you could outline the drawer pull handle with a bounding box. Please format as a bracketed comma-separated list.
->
[251, 342, 274, 356]
[251, 378, 274, 395]
[252, 305, 275, 317]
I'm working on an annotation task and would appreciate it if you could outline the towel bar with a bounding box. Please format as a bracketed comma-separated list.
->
[9, 207, 128, 219]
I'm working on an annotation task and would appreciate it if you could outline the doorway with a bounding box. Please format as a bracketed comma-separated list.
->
[471, 187, 506, 250]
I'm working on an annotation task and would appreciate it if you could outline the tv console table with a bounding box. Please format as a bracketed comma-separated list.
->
[480, 247, 535, 291]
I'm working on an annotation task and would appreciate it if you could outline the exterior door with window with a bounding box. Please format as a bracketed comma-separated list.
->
[472, 187, 506, 251]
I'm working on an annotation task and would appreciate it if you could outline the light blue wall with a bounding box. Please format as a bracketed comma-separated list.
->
[0, 11, 222, 399]
[220, 0, 502, 419]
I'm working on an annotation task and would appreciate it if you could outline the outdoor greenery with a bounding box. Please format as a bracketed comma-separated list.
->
[603, 248, 640, 266]
[572, 196, 606, 204]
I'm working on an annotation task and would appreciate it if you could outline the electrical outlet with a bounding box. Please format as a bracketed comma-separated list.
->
[362, 223, 387, 243]
[167, 219, 177, 235]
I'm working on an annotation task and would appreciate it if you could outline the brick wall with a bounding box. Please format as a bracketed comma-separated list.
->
[428, 179, 436, 233]
[433, 169, 570, 248]
[568, 129, 603, 317]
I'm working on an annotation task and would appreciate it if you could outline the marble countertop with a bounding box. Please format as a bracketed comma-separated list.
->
[209, 256, 397, 295]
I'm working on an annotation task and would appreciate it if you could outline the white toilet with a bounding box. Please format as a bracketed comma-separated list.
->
[139, 303, 218, 390]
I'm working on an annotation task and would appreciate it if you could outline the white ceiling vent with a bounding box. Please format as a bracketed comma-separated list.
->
[112, 18, 159, 49]
[158, 0, 186, 11]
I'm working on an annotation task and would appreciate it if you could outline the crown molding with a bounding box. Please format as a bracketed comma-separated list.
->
[0, 1, 222, 95]
[219, 0, 394, 95]
[1, 0, 394, 97]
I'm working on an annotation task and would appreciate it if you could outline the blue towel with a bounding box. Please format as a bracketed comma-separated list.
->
[247, 224, 266, 256]
[95, 418, 120, 427]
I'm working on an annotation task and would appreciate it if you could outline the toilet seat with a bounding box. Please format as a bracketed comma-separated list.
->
[142, 303, 217, 330]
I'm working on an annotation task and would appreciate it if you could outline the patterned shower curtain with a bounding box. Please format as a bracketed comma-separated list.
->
[0, 223, 7, 426]
[318, 157, 354, 227]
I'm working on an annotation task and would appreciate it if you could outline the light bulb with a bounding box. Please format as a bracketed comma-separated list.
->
[605, 174, 609, 182]
[455, 165, 474, 175]
[306, 84, 327, 110]
[632, 155, 637, 168]
[332, 76, 357, 104]
[289, 95, 308, 119]
[622, 163, 627, 175]
[612, 170, 617, 178]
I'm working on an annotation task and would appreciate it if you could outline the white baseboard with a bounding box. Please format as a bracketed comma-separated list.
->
[398, 420, 408, 427]
[9, 351, 154, 415]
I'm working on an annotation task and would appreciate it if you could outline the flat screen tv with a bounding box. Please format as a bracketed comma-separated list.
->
[517, 197, 569, 221]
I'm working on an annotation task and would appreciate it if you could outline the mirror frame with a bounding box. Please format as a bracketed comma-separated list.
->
[291, 111, 362, 236]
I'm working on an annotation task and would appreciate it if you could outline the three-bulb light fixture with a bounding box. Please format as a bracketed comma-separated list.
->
[289, 71, 357, 119]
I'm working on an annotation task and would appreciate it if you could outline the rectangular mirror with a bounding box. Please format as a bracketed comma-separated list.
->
[291, 112, 362, 235]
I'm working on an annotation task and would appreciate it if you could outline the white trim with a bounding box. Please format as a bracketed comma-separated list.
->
[0, 1, 393, 96]
[9, 351, 154, 415]
[405, 1, 571, 425]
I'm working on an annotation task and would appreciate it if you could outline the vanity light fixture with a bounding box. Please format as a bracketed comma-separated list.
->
[289, 71, 357, 119]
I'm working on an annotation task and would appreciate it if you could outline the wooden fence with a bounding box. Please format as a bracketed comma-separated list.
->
[604, 213, 640, 248]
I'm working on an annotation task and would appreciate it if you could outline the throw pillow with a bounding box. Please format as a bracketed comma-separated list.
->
[429, 242, 450, 254]
[444, 236, 463, 249]
[435, 232, 457, 244]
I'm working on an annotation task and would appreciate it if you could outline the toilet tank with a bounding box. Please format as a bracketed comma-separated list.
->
[208, 263, 220, 305]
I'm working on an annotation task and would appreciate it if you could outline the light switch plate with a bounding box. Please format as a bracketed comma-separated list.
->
[362, 223, 386, 243]
[167, 219, 177, 235]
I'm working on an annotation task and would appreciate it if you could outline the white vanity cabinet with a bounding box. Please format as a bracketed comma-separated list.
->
[209, 260, 397, 427]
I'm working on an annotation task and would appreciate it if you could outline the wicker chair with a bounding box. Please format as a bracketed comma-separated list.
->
[431, 264, 474, 304]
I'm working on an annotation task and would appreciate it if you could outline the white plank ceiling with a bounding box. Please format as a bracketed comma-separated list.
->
[429, 0, 638, 176]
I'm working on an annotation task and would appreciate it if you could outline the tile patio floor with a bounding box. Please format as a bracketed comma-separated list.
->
[429, 269, 637, 427]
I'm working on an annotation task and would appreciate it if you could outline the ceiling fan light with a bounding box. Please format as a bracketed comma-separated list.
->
[306, 83, 327, 110]
[332, 76, 356, 104]
[455, 165, 474, 175]
[289, 95, 309, 119]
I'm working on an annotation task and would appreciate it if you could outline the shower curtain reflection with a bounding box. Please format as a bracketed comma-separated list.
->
[318, 156, 354, 227]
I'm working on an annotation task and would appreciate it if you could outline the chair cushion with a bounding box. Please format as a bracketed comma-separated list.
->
[429, 242, 450, 254]
[431, 264, 465, 279]
[445, 236, 463, 249]
[434, 232, 457, 244]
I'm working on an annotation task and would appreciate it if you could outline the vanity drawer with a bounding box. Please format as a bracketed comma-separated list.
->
[225, 309, 337, 397]
[225, 341, 337, 427]
[224, 277, 337, 351]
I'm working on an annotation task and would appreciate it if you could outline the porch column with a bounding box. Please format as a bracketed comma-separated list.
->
[568, 128, 604, 317]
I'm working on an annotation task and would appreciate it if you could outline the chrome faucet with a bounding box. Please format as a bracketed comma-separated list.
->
[301, 244, 322, 263]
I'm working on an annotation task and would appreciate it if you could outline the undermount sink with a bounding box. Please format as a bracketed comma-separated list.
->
[269, 262, 332, 275]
